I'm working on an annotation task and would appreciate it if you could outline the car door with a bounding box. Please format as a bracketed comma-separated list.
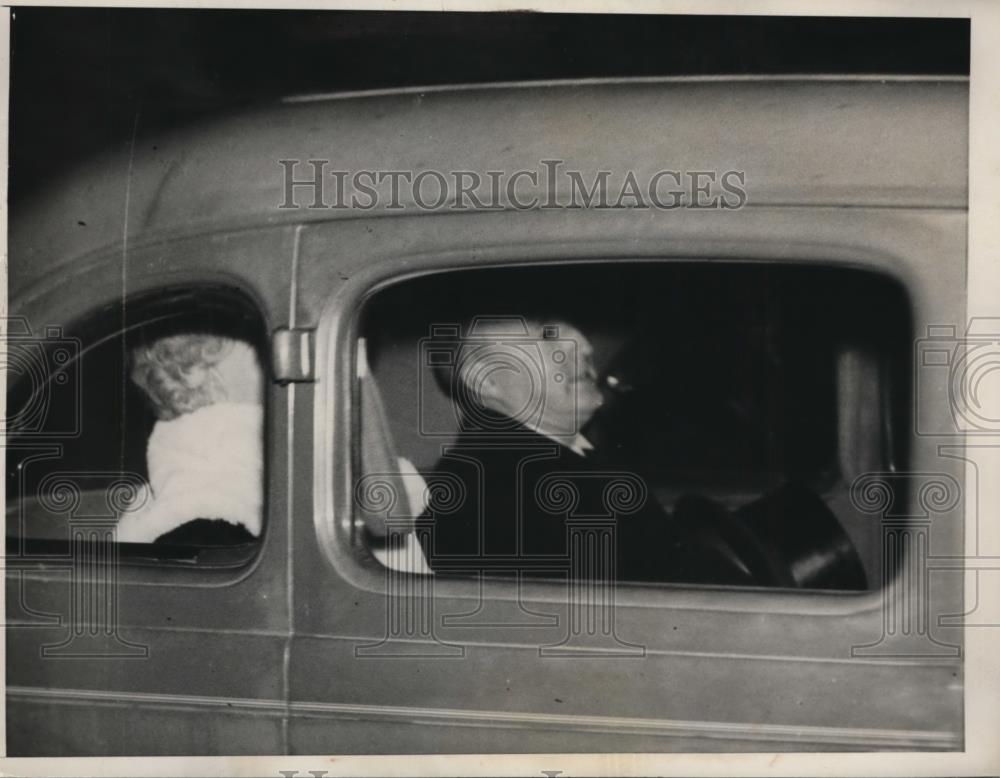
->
[5, 228, 297, 755]
[285, 203, 964, 753]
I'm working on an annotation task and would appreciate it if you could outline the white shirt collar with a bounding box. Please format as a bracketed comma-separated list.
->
[525, 423, 594, 458]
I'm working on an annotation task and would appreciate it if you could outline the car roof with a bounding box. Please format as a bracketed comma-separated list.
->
[10, 76, 967, 291]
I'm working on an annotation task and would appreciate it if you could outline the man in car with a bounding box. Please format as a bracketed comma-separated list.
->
[418, 315, 750, 584]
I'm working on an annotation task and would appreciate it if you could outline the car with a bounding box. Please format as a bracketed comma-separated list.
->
[4, 75, 968, 755]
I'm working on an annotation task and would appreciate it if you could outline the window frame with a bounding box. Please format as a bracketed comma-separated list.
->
[314, 251, 921, 616]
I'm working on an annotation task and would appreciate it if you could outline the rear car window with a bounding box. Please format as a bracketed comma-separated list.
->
[4, 286, 267, 567]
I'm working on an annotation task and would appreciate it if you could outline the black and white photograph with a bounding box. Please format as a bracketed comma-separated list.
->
[1, 2, 998, 774]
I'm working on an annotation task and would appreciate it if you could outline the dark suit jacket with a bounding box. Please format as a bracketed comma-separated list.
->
[419, 419, 752, 584]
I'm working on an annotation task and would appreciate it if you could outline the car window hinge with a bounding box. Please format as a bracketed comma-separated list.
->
[272, 327, 316, 384]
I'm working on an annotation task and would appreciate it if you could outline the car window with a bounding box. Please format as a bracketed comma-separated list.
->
[354, 263, 912, 591]
[4, 286, 267, 566]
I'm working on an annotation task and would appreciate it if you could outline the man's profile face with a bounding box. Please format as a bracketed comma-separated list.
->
[537, 322, 603, 435]
[461, 319, 603, 436]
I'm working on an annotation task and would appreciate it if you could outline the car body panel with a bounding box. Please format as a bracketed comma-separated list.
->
[9, 78, 966, 296]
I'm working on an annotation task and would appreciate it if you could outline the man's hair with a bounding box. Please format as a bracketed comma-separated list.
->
[431, 315, 563, 403]
[130, 334, 237, 421]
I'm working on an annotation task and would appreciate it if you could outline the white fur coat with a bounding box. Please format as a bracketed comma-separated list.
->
[116, 402, 263, 543]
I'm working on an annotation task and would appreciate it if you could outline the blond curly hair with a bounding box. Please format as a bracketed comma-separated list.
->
[130, 334, 236, 421]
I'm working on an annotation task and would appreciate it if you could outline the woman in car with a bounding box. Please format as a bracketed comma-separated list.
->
[115, 333, 264, 545]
